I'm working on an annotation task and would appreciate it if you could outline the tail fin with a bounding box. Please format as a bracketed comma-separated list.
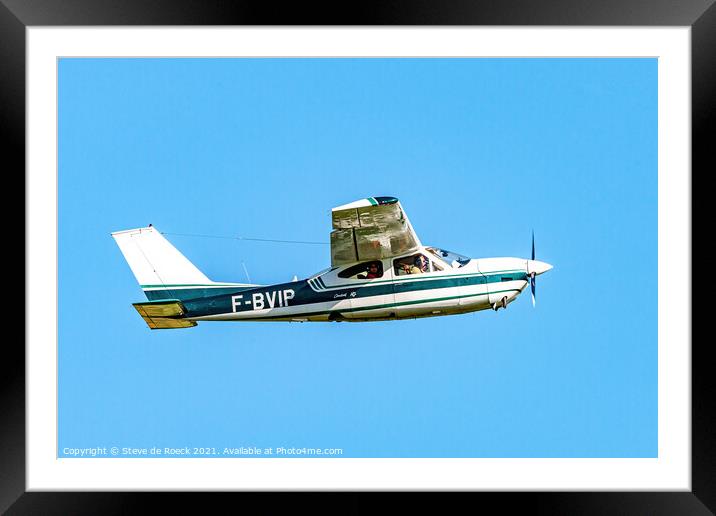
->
[113, 226, 258, 307]
[111, 226, 211, 289]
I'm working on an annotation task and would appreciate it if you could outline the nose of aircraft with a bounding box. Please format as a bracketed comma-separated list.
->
[527, 260, 553, 276]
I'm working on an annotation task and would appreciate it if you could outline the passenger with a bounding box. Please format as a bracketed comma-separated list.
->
[365, 262, 381, 279]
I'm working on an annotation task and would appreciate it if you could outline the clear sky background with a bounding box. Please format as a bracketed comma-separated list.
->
[58, 58, 657, 458]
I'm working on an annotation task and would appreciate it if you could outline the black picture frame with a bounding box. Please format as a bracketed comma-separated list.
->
[6, 1, 710, 513]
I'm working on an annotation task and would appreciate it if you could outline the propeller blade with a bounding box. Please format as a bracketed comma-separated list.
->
[531, 273, 536, 307]
[530, 231, 536, 307]
[531, 230, 535, 261]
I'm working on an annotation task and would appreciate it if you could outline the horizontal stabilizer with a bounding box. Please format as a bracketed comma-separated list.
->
[133, 299, 197, 330]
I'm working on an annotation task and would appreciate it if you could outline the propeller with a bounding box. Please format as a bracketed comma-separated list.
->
[530, 231, 536, 307]
[526, 231, 554, 307]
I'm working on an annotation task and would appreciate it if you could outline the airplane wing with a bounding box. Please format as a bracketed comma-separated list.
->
[330, 196, 422, 266]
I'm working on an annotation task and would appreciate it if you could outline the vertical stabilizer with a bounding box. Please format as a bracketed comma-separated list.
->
[111, 226, 210, 287]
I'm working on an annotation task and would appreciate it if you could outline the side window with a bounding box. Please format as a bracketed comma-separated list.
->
[338, 260, 384, 279]
[393, 254, 430, 275]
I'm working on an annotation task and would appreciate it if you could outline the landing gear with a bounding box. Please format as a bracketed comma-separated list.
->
[492, 296, 509, 311]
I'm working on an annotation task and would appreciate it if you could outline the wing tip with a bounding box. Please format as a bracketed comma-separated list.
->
[332, 196, 399, 211]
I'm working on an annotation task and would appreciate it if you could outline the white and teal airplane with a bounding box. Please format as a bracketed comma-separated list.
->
[112, 196, 552, 329]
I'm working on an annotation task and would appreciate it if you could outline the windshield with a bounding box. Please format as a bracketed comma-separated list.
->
[425, 247, 471, 268]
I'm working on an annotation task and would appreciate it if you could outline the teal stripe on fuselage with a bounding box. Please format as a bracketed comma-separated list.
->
[144, 286, 254, 302]
[317, 268, 525, 290]
[214, 287, 523, 321]
[177, 271, 528, 317]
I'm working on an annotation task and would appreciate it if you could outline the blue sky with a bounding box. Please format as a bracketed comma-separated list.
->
[58, 58, 657, 458]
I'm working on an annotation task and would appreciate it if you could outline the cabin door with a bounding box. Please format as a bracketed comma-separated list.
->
[342, 259, 395, 320]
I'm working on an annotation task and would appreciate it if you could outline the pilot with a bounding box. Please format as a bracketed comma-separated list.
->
[403, 255, 428, 274]
[414, 255, 429, 273]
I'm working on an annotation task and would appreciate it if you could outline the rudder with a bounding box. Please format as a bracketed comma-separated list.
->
[111, 226, 211, 289]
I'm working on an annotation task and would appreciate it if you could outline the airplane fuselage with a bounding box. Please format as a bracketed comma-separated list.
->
[150, 254, 551, 323]
[113, 200, 552, 330]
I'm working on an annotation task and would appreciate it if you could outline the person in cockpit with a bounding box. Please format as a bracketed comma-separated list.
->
[402, 254, 428, 274]
[357, 261, 382, 279]
[365, 262, 381, 279]
[414, 254, 429, 273]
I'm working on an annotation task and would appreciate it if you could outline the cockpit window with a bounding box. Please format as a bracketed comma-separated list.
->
[338, 260, 384, 279]
[425, 247, 471, 268]
[394, 254, 430, 276]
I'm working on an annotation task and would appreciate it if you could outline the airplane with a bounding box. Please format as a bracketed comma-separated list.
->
[112, 196, 553, 329]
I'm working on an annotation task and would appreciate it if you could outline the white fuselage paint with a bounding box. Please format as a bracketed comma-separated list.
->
[190, 253, 552, 323]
